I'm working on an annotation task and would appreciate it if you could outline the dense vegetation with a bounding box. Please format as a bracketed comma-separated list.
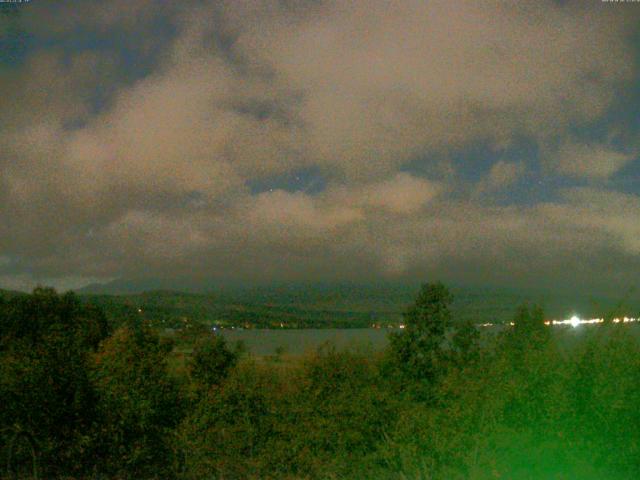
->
[1, 284, 640, 479]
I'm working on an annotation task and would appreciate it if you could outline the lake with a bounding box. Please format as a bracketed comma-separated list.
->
[218, 324, 640, 356]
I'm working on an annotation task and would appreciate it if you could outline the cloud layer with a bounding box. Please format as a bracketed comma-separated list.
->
[1, 0, 639, 292]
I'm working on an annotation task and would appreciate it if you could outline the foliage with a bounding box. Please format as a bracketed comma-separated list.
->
[188, 334, 239, 388]
[3, 284, 640, 479]
[178, 346, 397, 480]
[450, 319, 481, 366]
[90, 325, 183, 478]
[0, 287, 109, 350]
[388, 282, 453, 383]
[0, 288, 109, 477]
[506, 302, 550, 350]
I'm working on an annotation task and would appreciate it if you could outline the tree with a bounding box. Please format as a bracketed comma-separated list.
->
[505, 303, 550, 353]
[0, 288, 110, 477]
[388, 282, 453, 383]
[178, 347, 396, 480]
[90, 325, 183, 478]
[189, 334, 239, 388]
[451, 319, 480, 366]
[0, 287, 109, 350]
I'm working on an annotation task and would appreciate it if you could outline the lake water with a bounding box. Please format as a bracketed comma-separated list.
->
[219, 324, 640, 356]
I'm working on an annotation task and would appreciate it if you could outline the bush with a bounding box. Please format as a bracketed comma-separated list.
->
[189, 334, 240, 389]
[178, 347, 397, 480]
[388, 282, 453, 384]
[90, 325, 183, 478]
[0, 288, 109, 477]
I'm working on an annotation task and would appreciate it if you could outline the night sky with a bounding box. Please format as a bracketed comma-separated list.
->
[1, 1, 639, 293]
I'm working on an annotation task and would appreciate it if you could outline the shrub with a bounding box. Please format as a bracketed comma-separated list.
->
[90, 325, 183, 478]
[189, 334, 239, 389]
[0, 288, 109, 477]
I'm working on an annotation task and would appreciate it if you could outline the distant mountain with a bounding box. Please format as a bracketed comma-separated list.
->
[76, 276, 241, 294]
[74, 281, 640, 329]
[76, 278, 173, 295]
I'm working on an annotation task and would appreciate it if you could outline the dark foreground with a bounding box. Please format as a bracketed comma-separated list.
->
[2, 284, 640, 479]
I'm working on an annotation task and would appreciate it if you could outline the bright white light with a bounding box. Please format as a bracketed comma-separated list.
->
[473, 315, 634, 329]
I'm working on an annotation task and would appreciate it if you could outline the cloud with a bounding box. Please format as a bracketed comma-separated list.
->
[551, 188, 640, 255]
[0, 0, 639, 292]
[234, 0, 633, 175]
[553, 141, 636, 179]
[476, 161, 526, 193]
[328, 173, 442, 215]
[247, 189, 363, 234]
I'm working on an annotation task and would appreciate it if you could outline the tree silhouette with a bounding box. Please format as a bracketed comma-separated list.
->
[388, 282, 453, 382]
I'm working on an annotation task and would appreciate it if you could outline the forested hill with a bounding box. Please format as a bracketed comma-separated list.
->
[68, 283, 640, 329]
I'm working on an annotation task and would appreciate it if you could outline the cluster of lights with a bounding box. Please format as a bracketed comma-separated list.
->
[545, 316, 603, 327]
[370, 316, 639, 330]
[612, 317, 638, 324]
[477, 315, 639, 328]
[546, 315, 639, 327]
